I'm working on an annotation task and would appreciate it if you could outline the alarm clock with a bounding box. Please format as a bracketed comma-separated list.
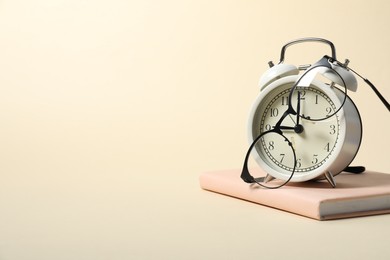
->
[241, 38, 363, 188]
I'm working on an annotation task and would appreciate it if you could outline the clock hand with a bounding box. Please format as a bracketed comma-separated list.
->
[294, 91, 304, 134]
[288, 114, 296, 125]
[296, 91, 301, 125]
[277, 126, 295, 130]
[273, 104, 300, 133]
[274, 115, 296, 130]
[273, 93, 304, 133]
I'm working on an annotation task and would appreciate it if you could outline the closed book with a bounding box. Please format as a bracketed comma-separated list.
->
[199, 169, 390, 220]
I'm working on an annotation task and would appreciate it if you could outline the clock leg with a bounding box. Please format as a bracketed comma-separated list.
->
[264, 174, 276, 183]
[324, 171, 337, 188]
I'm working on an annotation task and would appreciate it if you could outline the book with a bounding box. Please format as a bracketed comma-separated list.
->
[199, 169, 390, 220]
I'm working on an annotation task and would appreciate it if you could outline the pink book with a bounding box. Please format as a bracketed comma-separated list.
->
[199, 169, 390, 220]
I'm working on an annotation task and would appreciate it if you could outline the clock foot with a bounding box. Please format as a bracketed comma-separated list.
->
[324, 171, 336, 188]
[264, 174, 276, 183]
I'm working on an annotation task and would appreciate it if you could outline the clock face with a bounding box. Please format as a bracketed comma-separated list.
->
[251, 81, 342, 180]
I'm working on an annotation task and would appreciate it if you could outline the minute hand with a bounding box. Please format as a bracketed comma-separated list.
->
[296, 91, 301, 126]
[294, 91, 304, 134]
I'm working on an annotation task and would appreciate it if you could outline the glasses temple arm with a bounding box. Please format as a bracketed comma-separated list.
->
[363, 78, 390, 111]
[348, 67, 390, 111]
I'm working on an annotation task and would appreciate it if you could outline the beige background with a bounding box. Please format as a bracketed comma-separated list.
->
[0, 0, 389, 259]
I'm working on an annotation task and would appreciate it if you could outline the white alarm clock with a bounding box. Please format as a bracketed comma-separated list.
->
[241, 38, 363, 188]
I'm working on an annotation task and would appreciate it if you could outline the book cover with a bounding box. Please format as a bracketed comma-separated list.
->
[199, 169, 390, 220]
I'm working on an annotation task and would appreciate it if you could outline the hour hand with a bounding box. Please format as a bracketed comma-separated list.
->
[277, 125, 304, 134]
[277, 125, 295, 130]
[296, 91, 301, 126]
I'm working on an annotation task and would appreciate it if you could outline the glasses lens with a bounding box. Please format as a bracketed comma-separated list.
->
[248, 131, 296, 188]
[290, 66, 347, 121]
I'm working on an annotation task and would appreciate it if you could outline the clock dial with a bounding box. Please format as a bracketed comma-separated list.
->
[252, 83, 340, 177]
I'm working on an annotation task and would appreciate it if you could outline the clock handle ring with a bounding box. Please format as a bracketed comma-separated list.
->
[279, 37, 336, 64]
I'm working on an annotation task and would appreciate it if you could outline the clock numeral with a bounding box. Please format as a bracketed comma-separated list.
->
[279, 153, 285, 163]
[270, 108, 279, 117]
[315, 95, 319, 104]
[326, 107, 332, 116]
[329, 125, 336, 135]
[324, 142, 330, 152]
[281, 96, 288, 106]
[264, 124, 272, 131]
[311, 154, 319, 164]
[299, 90, 306, 100]
[296, 158, 302, 168]
[268, 141, 275, 150]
